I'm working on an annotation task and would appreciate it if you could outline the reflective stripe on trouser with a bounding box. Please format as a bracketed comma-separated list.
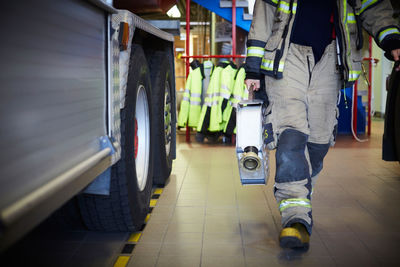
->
[267, 42, 341, 234]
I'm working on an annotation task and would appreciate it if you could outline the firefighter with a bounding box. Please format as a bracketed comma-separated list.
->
[245, 0, 400, 249]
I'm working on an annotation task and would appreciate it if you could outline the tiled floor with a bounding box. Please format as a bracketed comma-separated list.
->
[1, 120, 400, 267]
[128, 120, 400, 267]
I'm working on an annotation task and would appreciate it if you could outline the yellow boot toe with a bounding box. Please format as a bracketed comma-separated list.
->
[279, 223, 310, 249]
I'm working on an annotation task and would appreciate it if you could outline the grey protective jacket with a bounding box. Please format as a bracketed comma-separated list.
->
[245, 0, 400, 87]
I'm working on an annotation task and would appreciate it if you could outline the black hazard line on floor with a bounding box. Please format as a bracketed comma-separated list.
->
[113, 188, 163, 267]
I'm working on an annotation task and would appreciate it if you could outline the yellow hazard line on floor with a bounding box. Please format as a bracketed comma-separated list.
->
[154, 188, 163, 195]
[128, 232, 142, 243]
[113, 256, 130, 267]
[145, 214, 151, 223]
[113, 188, 163, 267]
[150, 199, 157, 207]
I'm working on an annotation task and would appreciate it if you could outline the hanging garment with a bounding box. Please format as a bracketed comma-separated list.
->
[223, 66, 248, 134]
[210, 62, 238, 132]
[177, 60, 203, 128]
[197, 61, 228, 133]
[201, 60, 214, 106]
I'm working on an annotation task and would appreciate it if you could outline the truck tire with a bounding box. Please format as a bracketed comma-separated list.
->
[148, 51, 174, 186]
[78, 44, 153, 231]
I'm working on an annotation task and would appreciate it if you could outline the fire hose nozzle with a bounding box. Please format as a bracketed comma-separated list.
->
[240, 146, 262, 171]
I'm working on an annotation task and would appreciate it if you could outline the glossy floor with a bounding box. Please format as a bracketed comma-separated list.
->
[129, 121, 400, 267]
[2, 120, 400, 267]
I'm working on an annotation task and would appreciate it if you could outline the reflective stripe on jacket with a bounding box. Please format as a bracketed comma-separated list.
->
[246, 0, 400, 87]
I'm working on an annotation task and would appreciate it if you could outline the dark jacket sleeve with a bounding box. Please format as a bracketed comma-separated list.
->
[359, 0, 400, 60]
[245, 0, 277, 78]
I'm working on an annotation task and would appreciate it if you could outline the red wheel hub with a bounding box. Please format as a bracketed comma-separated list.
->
[134, 118, 138, 159]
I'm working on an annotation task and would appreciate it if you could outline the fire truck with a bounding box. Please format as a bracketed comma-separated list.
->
[0, 0, 177, 250]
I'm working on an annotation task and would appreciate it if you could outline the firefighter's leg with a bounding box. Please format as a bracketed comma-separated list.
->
[265, 44, 314, 238]
[269, 42, 340, 249]
[307, 41, 341, 191]
[275, 129, 313, 233]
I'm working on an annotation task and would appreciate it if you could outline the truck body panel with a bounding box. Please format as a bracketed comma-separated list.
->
[0, 0, 109, 220]
[0, 0, 176, 249]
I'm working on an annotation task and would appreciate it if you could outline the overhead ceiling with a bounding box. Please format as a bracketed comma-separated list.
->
[137, 0, 400, 22]
[114, 0, 177, 14]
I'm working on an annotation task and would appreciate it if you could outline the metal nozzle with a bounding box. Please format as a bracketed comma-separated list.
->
[240, 146, 261, 171]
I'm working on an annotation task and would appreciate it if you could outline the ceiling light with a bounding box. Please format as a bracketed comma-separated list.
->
[167, 5, 181, 18]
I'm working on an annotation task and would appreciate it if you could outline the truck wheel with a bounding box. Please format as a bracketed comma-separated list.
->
[78, 44, 153, 231]
[148, 51, 173, 186]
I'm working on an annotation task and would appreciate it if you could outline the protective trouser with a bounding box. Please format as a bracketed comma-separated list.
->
[265, 41, 340, 234]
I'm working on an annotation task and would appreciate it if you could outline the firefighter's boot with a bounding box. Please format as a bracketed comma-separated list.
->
[279, 223, 310, 249]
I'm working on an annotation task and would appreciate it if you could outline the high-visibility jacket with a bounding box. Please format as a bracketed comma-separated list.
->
[201, 60, 214, 106]
[177, 63, 203, 128]
[197, 62, 227, 133]
[246, 0, 400, 87]
[223, 66, 248, 134]
[210, 62, 238, 131]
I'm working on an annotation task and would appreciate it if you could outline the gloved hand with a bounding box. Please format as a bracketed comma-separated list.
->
[391, 49, 400, 71]
[245, 79, 261, 91]
[381, 37, 400, 70]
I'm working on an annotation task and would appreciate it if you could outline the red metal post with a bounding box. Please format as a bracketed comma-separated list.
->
[353, 81, 358, 137]
[182, 0, 242, 143]
[185, 0, 190, 79]
[181, 55, 246, 59]
[368, 36, 372, 136]
[231, 0, 237, 144]
[185, 0, 190, 142]
[232, 0, 236, 61]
